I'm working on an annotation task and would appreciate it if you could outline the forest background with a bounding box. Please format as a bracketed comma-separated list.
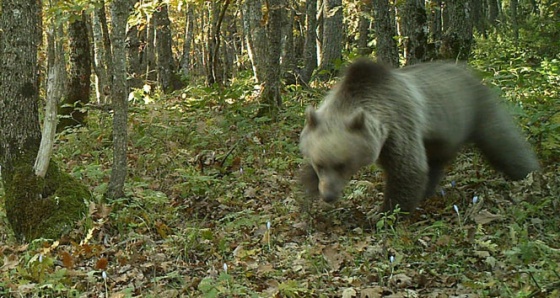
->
[0, 0, 559, 297]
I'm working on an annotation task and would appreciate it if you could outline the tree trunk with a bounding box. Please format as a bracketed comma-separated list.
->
[357, 0, 374, 56]
[242, 0, 267, 82]
[127, 25, 144, 89]
[510, 0, 519, 42]
[107, 0, 134, 200]
[440, 0, 474, 61]
[301, 0, 318, 84]
[373, 0, 399, 67]
[257, 0, 286, 119]
[145, 16, 157, 83]
[36, 21, 67, 178]
[92, 2, 112, 104]
[0, 0, 88, 241]
[471, 0, 487, 37]
[282, 3, 298, 85]
[181, 4, 195, 78]
[401, 0, 428, 65]
[57, 12, 92, 132]
[488, 0, 500, 27]
[154, 1, 181, 92]
[319, 0, 343, 77]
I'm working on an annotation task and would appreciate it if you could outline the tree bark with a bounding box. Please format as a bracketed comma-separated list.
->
[207, 0, 231, 86]
[242, 0, 267, 82]
[92, 2, 112, 104]
[510, 0, 519, 42]
[257, 0, 286, 119]
[301, 0, 318, 84]
[36, 22, 67, 178]
[357, 0, 374, 56]
[154, 1, 181, 92]
[373, 0, 399, 67]
[440, 0, 474, 61]
[0, 0, 88, 241]
[107, 0, 134, 200]
[282, 3, 298, 85]
[319, 0, 343, 77]
[402, 0, 428, 65]
[127, 25, 144, 89]
[181, 4, 195, 78]
[488, 0, 500, 27]
[57, 12, 91, 132]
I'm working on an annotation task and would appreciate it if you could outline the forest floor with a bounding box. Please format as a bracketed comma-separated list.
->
[1, 59, 560, 297]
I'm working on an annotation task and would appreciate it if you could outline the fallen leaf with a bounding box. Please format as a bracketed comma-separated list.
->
[342, 287, 357, 298]
[323, 245, 345, 271]
[390, 273, 412, 288]
[360, 286, 385, 298]
[473, 210, 502, 225]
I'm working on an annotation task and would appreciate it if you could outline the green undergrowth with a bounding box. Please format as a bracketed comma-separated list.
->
[1, 53, 559, 297]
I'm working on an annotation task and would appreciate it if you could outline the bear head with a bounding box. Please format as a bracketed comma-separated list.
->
[300, 106, 387, 203]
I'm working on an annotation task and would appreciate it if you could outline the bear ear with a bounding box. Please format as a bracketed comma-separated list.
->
[305, 106, 319, 128]
[346, 109, 365, 131]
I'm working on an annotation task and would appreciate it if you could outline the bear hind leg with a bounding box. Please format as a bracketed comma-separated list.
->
[474, 108, 539, 180]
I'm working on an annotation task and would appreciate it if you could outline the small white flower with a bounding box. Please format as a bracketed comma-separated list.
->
[472, 195, 479, 204]
[239, 167, 243, 174]
[389, 255, 395, 263]
[223, 263, 228, 273]
[453, 204, 459, 215]
[267, 221, 271, 230]
[102, 271, 107, 280]
[39, 254, 43, 263]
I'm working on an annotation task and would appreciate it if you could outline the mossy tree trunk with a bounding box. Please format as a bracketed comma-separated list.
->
[0, 0, 88, 241]
[57, 12, 92, 132]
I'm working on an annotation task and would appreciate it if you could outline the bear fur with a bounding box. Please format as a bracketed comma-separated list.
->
[299, 58, 540, 212]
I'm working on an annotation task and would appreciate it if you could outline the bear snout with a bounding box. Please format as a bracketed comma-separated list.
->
[321, 191, 340, 203]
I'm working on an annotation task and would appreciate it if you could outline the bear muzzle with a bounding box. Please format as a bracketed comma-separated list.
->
[319, 184, 341, 203]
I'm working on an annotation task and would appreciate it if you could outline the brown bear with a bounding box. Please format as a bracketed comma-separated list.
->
[299, 58, 540, 212]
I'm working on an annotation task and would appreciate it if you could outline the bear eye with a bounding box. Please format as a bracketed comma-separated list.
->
[334, 163, 345, 172]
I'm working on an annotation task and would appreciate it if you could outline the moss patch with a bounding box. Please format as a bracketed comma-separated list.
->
[4, 161, 89, 241]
